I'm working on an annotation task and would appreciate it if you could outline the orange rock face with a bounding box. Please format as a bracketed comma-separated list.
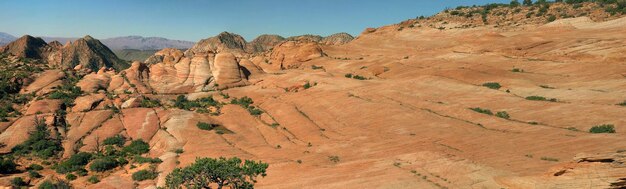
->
[269, 40, 325, 70]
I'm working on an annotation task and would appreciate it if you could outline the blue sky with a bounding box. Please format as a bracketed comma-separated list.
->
[0, 0, 510, 41]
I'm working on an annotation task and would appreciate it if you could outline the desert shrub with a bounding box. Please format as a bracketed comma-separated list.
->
[122, 140, 150, 155]
[140, 98, 161, 108]
[344, 73, 353, 78]
[88, 176, 100, 184]
[329, 156, 340, 163]
[11, 118, 63, 159]
[547, 15, 557, 22]
[495, 111, 510, 119]
[134, 155, 163, 164]
[28, 163, 44, 171]
[103, 135, 126, 147]
[482, 82, 502, 89]
[197, 122, 217, 131]
[132, 169, 158, 181]
[38, 180, 71, 189]
[540, 157, 559, 162]
[173, 95, 219, 111]
[469, 107, 493, 115]
[352, 75, 368, 80]
[311, 65, 324, 70]
[174, 149, 184, 154]
[303, 82, 312, 89]
[589, 124, 616, 133]
[29, 170, 42, 178]
[165, 157, 268, 189]
[231, 96, 264, 116]
[11, 177, 26, 188]
[65, 173, 77, 181]
[0, 157, 18, 174]
[525, 96, 557, 102]
[89, 157, 119, 172]
[617, 100, 626, 106]
[55, 152, 93, 174]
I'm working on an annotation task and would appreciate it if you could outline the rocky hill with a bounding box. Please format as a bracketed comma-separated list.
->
[0, 1, 625, 189]
[246, 34, 285, 53]
[0, 35, 129, 71]
[0, 35, 54, 59]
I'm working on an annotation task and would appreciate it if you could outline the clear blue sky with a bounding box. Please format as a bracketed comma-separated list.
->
[0, 0, 510, 41]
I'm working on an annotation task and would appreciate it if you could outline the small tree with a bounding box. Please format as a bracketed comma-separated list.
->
[165, 157, 268, 189]
[510, 0, 521, 7]
[523, 0, 533, 6]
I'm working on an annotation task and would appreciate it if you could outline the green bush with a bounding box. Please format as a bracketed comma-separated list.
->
[88, 176, 100, 184]
[547, 15, 557, 22]
[173, 95, 219, 111]
[140, 98, 161, 108]
[38, 180, 71, 189]
[495, 111, 510, 119]
[65, 173, 77, 181]
[0, 158, 18, 173]
[589, 124, 616, 133]
[11, 177, 26, 188]
[56, 152, 93, 174]
[103, 135, 126, 147]
[353, 75, 368, 80]
[469, 107, 493, 115]
[617, 100, 626, 106]
[11, 118, 63, 159]
[134, 155, 163, 164]
[525, 96, 557, 102]
[197, 122, 217, 131]
[132, 169, 158, 181]
[482, 82, 502, 89]
[28, 163, 44, 171]
[511, 68, 524, 72]
[165, 157, 268, 189]
[344, 73, 353, 78]
[89, 157, 119, 172]
[29, 170, 42, 178]
[122, 140, 150, 155]
[231, 97, 264, 116]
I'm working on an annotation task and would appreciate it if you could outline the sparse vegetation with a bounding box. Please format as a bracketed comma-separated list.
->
[469, 107, 493, 115]
[11, 118, 63, 159]
[197, 122, 218, 131]
[139, 97, 161, 108]
[173, 95, 220, 114]
[589, 124, 616, 133]
[103, 135, 126, 147]
[495, 111, 510, 119]
[231, 96, 264, 116]
[0, 157, 18, 174]
[617, 100, 626, 106]
[132, 169, 158, 181]
[88, 175, 100, 184]
[122, 139, 150, 155]
[525, 95, 557, 102]
[540, 156, 559, 162]
[328, 155, 340, 163]
[55, 152, 93, 174]
[89, 157, 119, 172]
[482, 82, 502, 89]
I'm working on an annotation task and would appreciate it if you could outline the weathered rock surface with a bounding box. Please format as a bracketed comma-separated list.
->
[268, 41, 325, 70]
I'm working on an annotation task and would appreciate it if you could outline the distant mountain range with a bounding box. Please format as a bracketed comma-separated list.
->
[0, 32, 194, 50]
[0, 32, 17, 46]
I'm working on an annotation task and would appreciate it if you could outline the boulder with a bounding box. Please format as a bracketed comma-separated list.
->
[269, 41, 325, 70]
[213, 53, 248, 88]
